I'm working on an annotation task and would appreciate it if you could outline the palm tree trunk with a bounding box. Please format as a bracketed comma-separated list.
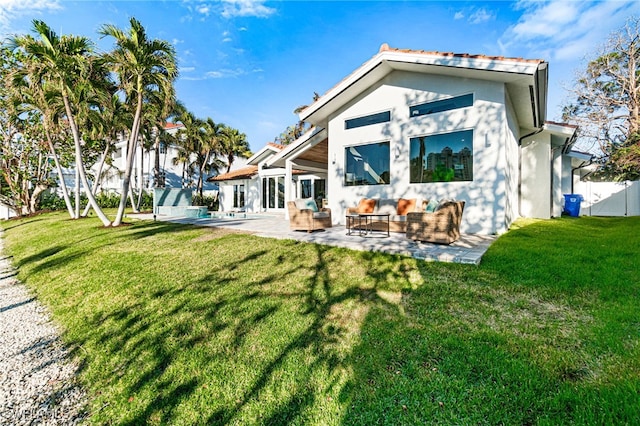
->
[62, 94, 111, 226]
[81, 142, 110, 218]
[75, 166, 80, 219]
[113, 88, 144, 226]
[154, 133, 161, 187]
[134, 147, 144, 212]
[43, 126, 75, 219]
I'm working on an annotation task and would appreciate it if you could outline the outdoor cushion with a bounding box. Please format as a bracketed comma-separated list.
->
[376, 199, 396, 215]
[425, 199, 439, 213]
[397, 198, 416, 215]
[436, 199, 456, 211]
[312, 211, 330, 219]
[295, 198, 318, 212]
[356, 198, 376, 213]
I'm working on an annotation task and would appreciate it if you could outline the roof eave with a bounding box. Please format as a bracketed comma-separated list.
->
[300, 49, 546, 127]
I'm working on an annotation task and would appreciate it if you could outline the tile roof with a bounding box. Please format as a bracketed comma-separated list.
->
[378, 43, 545, 64]
[163, 122, 184, 130]
[208, 165, 259, 181]
[300, 44, 547, 122]
[545, 120, 578, 129]
[267, 142, 285, 150]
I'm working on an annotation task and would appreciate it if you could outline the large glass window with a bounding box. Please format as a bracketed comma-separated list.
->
[268, 178, 276, 208]
[277, 177, 285, 208]
[410, 130, 473, 183]
[313, 179, 326, 208]
[262, 178, 267, 209]
[410, 93, 473, 118]
[345, 111, 391, 129]
[345, 142, 390, 186]
[233, 184, 245, 208]
[300, 179, 312, 199]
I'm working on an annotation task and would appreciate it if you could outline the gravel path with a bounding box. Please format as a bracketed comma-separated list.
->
[0, 232, 87, 425]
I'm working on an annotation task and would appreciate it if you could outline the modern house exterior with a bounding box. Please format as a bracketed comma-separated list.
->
[211, 142, 327, 213]
[212, 44, 583, 235]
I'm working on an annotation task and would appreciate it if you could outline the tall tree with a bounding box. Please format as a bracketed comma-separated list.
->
[100, 17, 178, 226]
[11, 49, 77, 219]
[11, 20, 111, 226]
[563, 16, 640, 180]
[220, 126, 251, 173]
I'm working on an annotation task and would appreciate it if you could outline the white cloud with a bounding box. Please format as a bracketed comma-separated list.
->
[453, 11, 464, 20]
[468, 8, 494, 24]
[222, 37, 232, 42]
[180, 66, 196, 72]
[196, 3, 210, 16]
[181, 67, 263, 80]
[500, 0, 640, 61]
[0, 0, 61, 34]
[221, 0, 275, 19]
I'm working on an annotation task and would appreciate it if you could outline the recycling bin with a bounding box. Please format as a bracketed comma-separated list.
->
[563, 194, 583, 217]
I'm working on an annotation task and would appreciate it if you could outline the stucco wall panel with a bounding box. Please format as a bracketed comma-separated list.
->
[326, 70, 509, 234]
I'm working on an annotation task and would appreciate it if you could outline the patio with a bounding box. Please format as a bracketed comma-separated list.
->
[134, 213, 496, 264]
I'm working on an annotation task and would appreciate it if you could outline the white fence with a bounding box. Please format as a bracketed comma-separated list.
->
[573, 180, 640, 216]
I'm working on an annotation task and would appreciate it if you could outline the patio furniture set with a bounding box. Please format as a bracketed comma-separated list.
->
[287, 197, 466, 245]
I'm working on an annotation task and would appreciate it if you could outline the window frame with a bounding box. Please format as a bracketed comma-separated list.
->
[345, 110, 391, 130]
[409, 129, 474, 184]
[409, 93, 474, 118]
[344, 140, 391, 187]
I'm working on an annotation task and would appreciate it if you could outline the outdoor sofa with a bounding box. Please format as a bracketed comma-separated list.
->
[346, 198, 427, 233]
[347, 198, 465, 244]
[287, 199, 332, 232]
[406, 200, 465, 244]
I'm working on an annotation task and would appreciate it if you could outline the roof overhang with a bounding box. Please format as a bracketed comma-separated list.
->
[266, 127, 328, 169]
[246, 144, 282, 165]
[544, 121, 578, 154]
[300, 46, 548, 132]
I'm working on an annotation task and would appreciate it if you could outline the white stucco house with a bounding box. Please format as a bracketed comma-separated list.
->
[212, 44, 581, 235]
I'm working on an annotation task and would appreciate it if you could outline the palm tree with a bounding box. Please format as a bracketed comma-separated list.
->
[100, 17, 178, 226]
[177, 110, 212, 198]
[6, 45, 76, 219]
[220, 126, 251, 174]
[11, 20, 111, 226]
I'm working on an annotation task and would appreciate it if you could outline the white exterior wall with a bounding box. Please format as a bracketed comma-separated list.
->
[503, 92, 521, 231]
[520, 134, 551, 218]
[326, 70, 510, 235]
[218, 178, 260, 212]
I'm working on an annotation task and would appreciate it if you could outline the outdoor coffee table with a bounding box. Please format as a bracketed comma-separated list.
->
[346, 213, 390, 237]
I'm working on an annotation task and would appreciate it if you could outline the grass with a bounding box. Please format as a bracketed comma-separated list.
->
[1, 212, 639, 425]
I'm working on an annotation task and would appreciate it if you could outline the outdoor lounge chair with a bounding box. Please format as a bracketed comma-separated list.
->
[287, 200, 332, 232]
[406, 201, 465, 244]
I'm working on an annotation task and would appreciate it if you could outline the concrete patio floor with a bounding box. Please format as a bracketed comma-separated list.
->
[132, 212, 497, 265]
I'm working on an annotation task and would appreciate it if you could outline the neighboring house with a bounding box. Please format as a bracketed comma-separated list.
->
[210, 142, 327, 212]
[211, 44, 586, 235]
[96, 122, 218, 194]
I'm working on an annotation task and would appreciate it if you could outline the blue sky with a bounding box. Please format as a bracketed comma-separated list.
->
[1, 0, 638, 152]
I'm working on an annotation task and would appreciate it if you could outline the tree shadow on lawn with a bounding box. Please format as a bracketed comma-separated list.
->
[69, 238, 422, 424]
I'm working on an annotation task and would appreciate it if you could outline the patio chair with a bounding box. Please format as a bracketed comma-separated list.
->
[287, 200, 332, 232]
[406, 201, 465, 244]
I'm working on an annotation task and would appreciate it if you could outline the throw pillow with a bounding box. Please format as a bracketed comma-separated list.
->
[303, 198, 319, 212]
[356, 198, 376, 213]
[425, 198, 439, 213]
[436, 199, 455, 211]
[396, 198, 416, 215]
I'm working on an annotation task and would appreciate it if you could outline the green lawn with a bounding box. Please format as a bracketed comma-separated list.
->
[2, 213, 639, 425]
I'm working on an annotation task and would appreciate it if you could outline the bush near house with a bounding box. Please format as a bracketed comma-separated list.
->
[1, 213, 638, 424]
[38, 191, 154, 211]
